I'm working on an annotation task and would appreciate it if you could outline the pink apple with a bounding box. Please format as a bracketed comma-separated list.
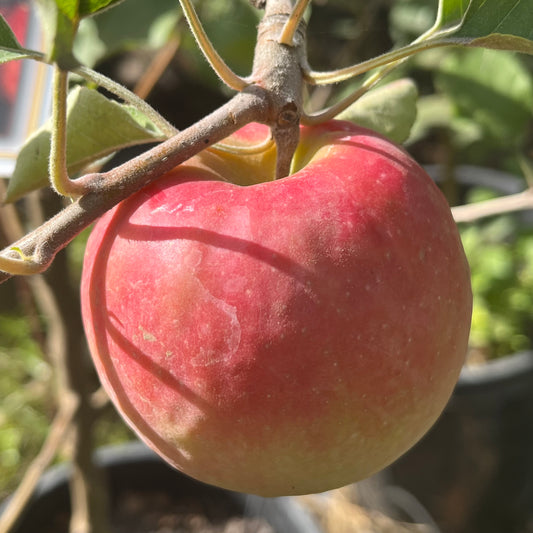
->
[81, 120, 472, 496]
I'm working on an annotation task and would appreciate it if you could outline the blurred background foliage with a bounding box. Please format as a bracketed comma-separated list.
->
[1, 0, 533, 501]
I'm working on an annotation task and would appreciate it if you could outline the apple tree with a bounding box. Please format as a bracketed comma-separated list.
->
[0, 1, 532, 532]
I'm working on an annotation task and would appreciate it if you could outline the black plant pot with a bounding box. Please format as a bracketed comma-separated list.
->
[1, 441, 324, 533]
[384, 351, 533, 533]
[380, 166, 533, 533]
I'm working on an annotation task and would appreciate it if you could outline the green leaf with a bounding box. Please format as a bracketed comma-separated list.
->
[35, 0, 79, 68]
[0, 13, 23, 49]
[5, 86, 165, 202]
[433, 0, 533, 54]
[337, 79, 418, 144]
[433, 0, 469, 32]
[34, 0, 125, 68]
[78, 0, 125, 18]
[0, 49, 33, 64]
[435, 48, 533, 146]
[456, 0, 533, 54]
[0, 13, 35, 64]
[74, 0, 178, 66]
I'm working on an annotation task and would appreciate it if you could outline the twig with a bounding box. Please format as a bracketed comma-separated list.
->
[452, 189, 533, 223]
[0, 89, 267, 284]
[0, 398, 78, 533]
[133, 35, 182, 100]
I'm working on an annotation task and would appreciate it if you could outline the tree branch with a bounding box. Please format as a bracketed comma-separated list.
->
[452, 189, 533, 223]
[0, 89, 268, 284]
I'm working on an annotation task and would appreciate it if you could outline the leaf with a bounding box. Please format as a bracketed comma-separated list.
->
[74, 0, 177, 66]
[337, 79, 418, 144]
[432, 0, 469, 32]
[78, 0, 125, 18]
[0, 48, 32, 64]
[0, 13, 23, 50]
[0, 13, 35, 64]
[456, 0, 533, 53]
[435, 48, 533, 146]
[5, 86, 165, 202]
[34, 0, 79, 68]
[34, 0, 125, 68]
[433, 0, 533, 54]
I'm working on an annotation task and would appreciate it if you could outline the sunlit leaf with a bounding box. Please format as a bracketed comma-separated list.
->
[0, 13, 34, 63]
[432, 0, 533, 54]
[5, 86, 165, 202]
[432, 0, 469, 32]
[79, 0, 125, 18]
[0, 13, 23, 49]
[34, 0, 125, 68]
[455, 0, 533, 53]
[34, 0, 79, 67]
[0, 48, 32, 64]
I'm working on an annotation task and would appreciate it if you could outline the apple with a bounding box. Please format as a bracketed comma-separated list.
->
[81, 120, 472, 497]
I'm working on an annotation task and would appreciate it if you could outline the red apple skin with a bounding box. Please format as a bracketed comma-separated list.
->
[81, 120, 472, 497]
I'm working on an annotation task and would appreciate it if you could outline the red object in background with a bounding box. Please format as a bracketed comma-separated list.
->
[0, 2, 30, 103]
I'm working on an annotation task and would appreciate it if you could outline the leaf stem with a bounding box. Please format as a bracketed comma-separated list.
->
[49, 66, 87, 198]
[303, 62, 399, 125]
[178, 0, 249, 91]
[278, 0, 310, 46]
[304, 38, 449, 86]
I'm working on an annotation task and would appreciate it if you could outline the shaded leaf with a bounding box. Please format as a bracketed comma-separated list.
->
[337, 79, 418, 144]
[74, 0, 178, 66]
[5, 86, 165, 202]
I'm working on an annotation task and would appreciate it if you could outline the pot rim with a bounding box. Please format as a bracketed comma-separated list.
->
[0, 440, 324, 533]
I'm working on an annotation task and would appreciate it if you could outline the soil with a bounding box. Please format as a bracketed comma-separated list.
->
[33, 488, 276, 533]
[112, 489, 275, 533]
